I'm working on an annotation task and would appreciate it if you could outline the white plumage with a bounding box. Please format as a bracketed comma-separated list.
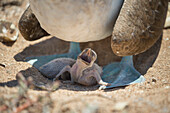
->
[29, 0, 123, 42]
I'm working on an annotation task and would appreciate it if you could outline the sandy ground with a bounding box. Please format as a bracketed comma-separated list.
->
[0, 0, 170, 113]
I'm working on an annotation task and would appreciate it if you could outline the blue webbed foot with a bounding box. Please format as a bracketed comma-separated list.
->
[101, 56, 145, 89]
[25, 42, 81, 69]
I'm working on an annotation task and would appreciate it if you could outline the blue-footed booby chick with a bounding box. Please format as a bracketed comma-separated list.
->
[35, 48, 110, 90]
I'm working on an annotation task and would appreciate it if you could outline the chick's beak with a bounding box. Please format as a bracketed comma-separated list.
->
[86, 48, 91, 57]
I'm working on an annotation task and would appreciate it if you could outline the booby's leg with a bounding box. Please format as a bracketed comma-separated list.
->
[53, 65, 71, 81]
[101, 56, 145, 89]
[25, 42, 81, 69]
[93, 71, 111, 87]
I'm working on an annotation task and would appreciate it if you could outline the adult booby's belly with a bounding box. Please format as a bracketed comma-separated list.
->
[29, 0, 123, 42]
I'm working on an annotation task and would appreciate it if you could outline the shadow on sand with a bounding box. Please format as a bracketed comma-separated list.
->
[0, 66, 126, 91]
[0, 35, 162, 91]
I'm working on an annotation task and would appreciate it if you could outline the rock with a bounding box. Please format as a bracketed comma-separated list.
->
[113, 102, 128, 111]
[0, 20, 19, 42]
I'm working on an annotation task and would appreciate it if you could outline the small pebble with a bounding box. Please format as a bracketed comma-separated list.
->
[165, 86, 170, 89]
[137, 90, 144, 94]
[0, 20, 19, 42]
[2, 26, 7, 33]
[152, 78, 157, 83]
[113, 102, 128, 111]
[10, 24, 15, 29]
[164, 38, 169, 41]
